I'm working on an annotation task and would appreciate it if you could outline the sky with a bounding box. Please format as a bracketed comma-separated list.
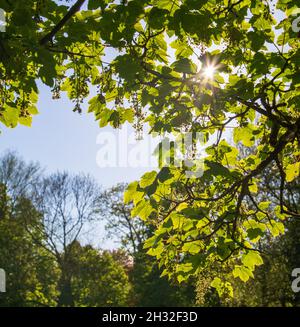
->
[0, 83, 153, 188]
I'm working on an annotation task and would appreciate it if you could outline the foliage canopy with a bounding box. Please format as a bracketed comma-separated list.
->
[0, 0, 300, 294]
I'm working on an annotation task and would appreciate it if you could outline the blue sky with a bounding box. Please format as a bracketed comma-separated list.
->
[0, 83, 150, 188]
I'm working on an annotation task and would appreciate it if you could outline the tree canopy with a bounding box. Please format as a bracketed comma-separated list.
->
[0, 0, 300, 296]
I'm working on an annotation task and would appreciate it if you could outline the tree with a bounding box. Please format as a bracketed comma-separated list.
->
[102, 183, 196, 307]
[100, 183, 147, 254]
[228, 174, 300, 307]
[69, 243, 131, 307]
[0, 153, 132, 307]
[0, 153, 57, 307]
[120, 0, 300, 289]
[0, 151, 41, 203]
[195, 171, 300, 306]
[1, 0, 299, 292]
[28, 171, 101, 306]
[0, 182, 131, 307]
[195, 216, 300, 307]
[0, 184, 59, 307]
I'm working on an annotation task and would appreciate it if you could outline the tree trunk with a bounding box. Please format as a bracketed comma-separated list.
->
[58, 273, 74, 307]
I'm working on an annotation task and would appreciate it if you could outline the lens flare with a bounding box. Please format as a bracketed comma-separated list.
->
[203, 65, 216, 79]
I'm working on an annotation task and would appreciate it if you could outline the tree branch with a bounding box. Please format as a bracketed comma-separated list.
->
[40, 0, 86, 46]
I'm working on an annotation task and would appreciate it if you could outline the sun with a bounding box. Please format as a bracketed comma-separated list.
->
[203, 64, 216, 79]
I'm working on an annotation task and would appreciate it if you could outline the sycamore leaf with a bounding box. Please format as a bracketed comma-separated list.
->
[172, 58, 197, 74]
[233, 126, 255, 147]
[285, 162, 300, 182]
[233, 265, 254, 282]
[124, 182, 143, 204]
[131, 200, 154, 220]
[241, 251, 263, 270]
[139, 171, 157, 188]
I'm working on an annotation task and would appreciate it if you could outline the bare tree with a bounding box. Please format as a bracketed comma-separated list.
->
[27, 171, 101, 306]
[0, 151, 41, 205]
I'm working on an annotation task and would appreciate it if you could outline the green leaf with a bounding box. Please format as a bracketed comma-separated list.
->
[88, 0, 106, 10]
[249, 182, 258, 193]
[172, 58, 197, 74]
[233, 125, 255, 147]
[131, 200, 154, 220]
[247, 31, 265, 51]
[139, 171, 157, 188]
[157, 167, 173, 183]
[182, 241, 202, 254]
[147, 243, 164, 257]
[258, 201, 271, 210]
[171, 214, 183, 229]
[241, 251, 263, 270]
[211, 278, 234, 298]
[267, 221, 285, 237]
[148, 7, 169, 29]
[124, 182, 143, 204]
[211, 277, 222, 289]
[114, 55, 141, 82]
[285, 162, 300, 182]
[233, 265, 254, 282]
[206, 161, 231, 177]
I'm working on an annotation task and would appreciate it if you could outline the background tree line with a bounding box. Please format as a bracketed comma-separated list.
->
[0, 150, 299, 307]
[0, 151, 194, 307]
